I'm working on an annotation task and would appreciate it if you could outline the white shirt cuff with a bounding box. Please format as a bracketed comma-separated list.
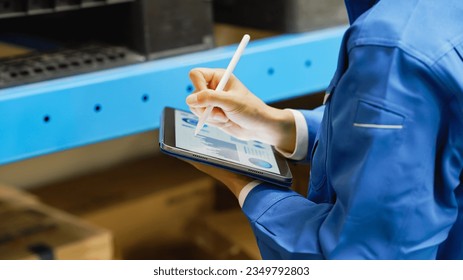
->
[274, 109, 309, 161]
[238, 180, 262, 208]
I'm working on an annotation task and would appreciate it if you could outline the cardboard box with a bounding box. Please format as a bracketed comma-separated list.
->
[0, 185, 113, 260]
[0, 183, 38, 205]
[214, 23, 280, 46]
[189, 209, 261, 260]
[32, 155, 216, 259]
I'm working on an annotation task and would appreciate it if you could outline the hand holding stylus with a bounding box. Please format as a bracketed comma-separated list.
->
[194, 34, 251, 135]
[187, 37, 297, 154]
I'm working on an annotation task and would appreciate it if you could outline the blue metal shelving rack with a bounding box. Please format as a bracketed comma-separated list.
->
[0, 27, 345, 165]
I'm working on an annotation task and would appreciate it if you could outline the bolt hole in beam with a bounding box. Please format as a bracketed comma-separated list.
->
[43, 115, 50, 123]
[186, 84, 194, 93]
[305, 60, 312, 68]
[142, 94, 149, 102]
[94, 104, 102, 112]
[267, 67, 275, 76]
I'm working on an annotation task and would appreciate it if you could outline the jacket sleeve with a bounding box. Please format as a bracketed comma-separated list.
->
[242, 45, 456, 259]
[297, 106, 325, 164]
[276, 108, 325, 162]
[242, 184, 332, 259]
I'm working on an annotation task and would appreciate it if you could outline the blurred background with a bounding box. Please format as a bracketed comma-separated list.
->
[0, 0, 347, 260]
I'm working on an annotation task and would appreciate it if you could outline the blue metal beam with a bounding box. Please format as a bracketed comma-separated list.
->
[0, 26, 345, 165]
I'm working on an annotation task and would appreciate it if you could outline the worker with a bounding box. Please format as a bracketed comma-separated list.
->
[186, 0, 463, 259]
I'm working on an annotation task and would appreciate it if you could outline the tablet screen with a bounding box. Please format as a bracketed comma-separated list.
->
[175, 110, 281, 174]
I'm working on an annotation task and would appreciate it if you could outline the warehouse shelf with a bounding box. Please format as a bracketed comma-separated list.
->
[0, 0, 134, 18]
[0, 26, 345, 165]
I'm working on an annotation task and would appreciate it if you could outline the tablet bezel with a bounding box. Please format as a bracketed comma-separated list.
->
[159, 107, 293, 187]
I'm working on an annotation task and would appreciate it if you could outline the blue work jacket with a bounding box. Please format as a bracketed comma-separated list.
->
[242, 0, 463, 259]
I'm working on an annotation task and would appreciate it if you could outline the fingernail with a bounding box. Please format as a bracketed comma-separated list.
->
[186, 94, 198, 105]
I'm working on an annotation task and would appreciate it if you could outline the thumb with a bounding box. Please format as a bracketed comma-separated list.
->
[186, 90, 238, 111]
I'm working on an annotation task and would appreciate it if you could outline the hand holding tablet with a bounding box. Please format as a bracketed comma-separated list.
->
[159, 107, 293, 187]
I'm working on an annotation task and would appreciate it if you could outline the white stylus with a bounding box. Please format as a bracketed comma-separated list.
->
[194, 34, 250, 136]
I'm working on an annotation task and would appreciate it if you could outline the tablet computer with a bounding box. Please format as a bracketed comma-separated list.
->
[159, 107, 293, 187]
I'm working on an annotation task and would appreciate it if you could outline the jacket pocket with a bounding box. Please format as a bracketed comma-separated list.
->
[353, 100, 405, 129]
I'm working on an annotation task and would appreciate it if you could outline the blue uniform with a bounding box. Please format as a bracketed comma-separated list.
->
[242, 0, 463, 259]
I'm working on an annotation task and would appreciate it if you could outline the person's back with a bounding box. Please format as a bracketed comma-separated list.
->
[317, 0, 463, 259]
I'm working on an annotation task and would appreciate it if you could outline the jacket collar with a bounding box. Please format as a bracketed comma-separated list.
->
[344, 0, 379, 23]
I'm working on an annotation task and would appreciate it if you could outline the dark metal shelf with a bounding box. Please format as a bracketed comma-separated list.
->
[0, 0, 134, 19]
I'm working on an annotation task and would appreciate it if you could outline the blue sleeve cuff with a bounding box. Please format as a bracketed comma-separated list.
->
[242, 184, 302, 221]
[298, 106, 325, 163]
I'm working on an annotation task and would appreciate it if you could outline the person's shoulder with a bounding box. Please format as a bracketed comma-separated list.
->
[348, 0, 463, 65]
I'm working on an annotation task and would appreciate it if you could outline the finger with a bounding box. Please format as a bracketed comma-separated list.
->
[210, 107, 228, 123]
[188, 106, 228, 125]
[180, 158, 205, 173]
[187, 90, 239, 112]
[203, 119, 222, 127]
[186, 93, 200, 106]
[189, 69, 209, 92]
[189, 106, 204, 118]
[189, 68, 225, 91]
[187, 96, 207, 117]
